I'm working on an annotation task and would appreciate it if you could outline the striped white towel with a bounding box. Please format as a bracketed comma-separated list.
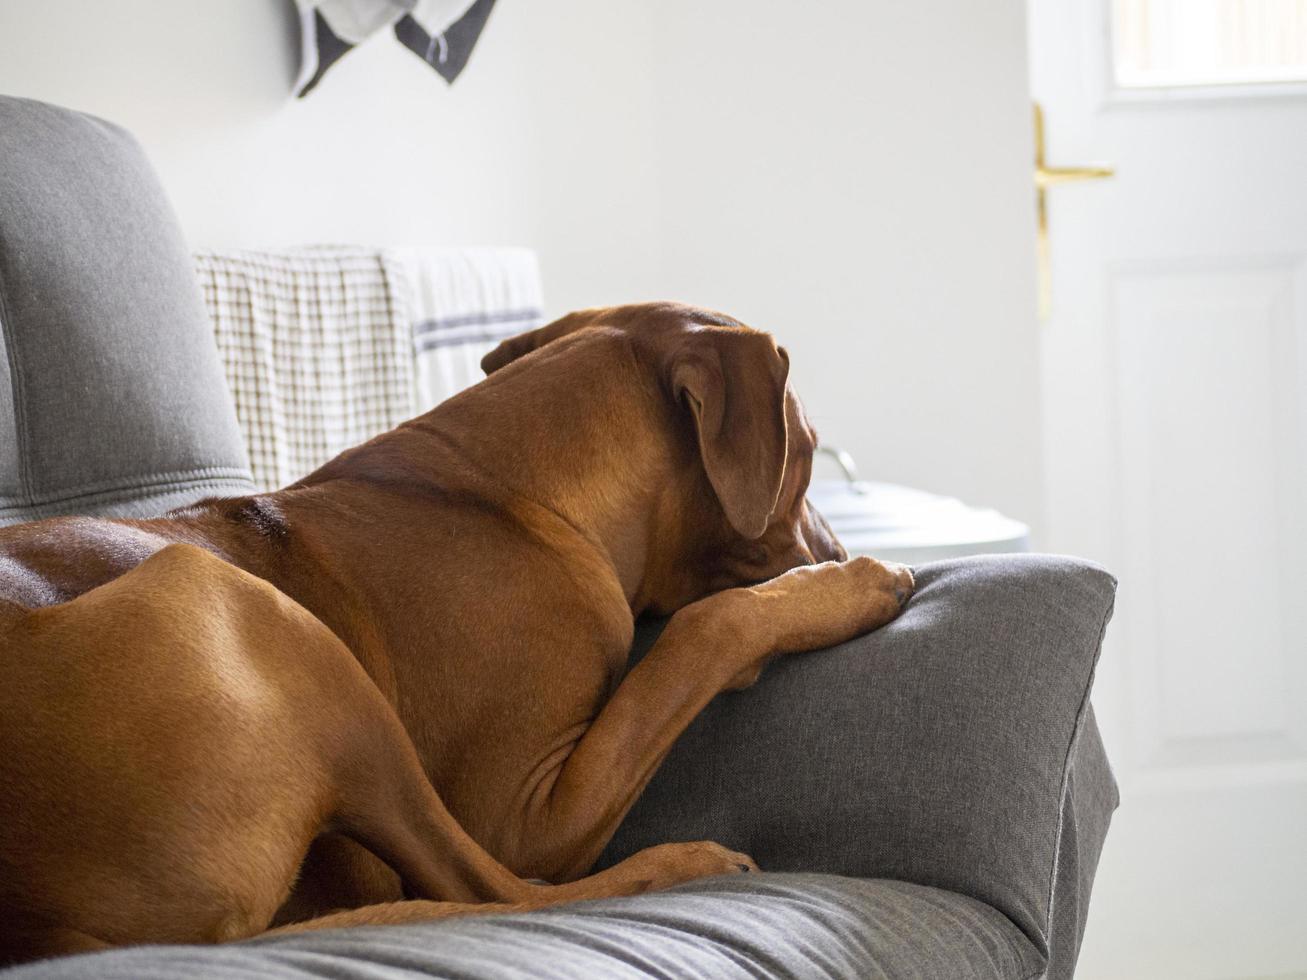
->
[195, 247, 416, 491]
[391, 247, 544, 412]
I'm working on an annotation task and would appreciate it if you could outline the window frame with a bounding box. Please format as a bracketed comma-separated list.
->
[1098, 0, 1307, 106]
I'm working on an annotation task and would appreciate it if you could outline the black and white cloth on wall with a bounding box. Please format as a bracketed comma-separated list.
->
[294, 0, 497, 97]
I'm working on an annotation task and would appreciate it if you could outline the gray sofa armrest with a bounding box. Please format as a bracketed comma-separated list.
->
[599, 554, 1118, 980]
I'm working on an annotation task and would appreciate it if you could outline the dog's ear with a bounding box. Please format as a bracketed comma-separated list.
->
[669, 329, 790, 540]
[481, 311, 598, 376]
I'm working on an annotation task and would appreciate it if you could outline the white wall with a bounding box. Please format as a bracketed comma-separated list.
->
[0, 0, 1043, 528]
[652, 0, 1043, 527]
[0, 0, 663, 314]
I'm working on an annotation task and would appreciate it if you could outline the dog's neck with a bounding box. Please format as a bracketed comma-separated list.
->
[307, 340, 700, 613]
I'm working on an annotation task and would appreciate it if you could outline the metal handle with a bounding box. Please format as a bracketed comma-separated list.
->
[815, 445, 872, 495]
[1033, 102, 1115, 318]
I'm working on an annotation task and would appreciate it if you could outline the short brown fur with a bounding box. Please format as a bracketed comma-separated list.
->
[0, 303, 912, 965]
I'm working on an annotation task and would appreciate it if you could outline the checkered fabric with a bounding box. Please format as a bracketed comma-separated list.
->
[195, 247, 416, 492]
[393, 247, 544, 412]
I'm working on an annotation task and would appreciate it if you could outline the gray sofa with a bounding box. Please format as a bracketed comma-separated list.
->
[0, 96, 1118, 979]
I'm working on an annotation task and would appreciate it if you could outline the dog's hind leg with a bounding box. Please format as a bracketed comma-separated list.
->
[0, 542, 750, 963]
[264, 834, 760, 938]
[0, 543, 332, 960]
[281, 617, 761, 921]
[0, 543, 538, 960]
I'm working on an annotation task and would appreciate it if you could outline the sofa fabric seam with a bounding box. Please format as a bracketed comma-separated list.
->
[1040, 580, 1118, 953]
[0, 475, 255, 521]
[0, 232, 34, 501]
[0, 465, 255, 510]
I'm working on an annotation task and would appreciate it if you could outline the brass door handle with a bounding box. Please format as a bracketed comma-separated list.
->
[1034, 102, 1115, 317]
[1037, 164, 1116, 188]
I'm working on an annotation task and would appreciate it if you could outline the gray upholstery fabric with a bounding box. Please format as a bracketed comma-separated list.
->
[600, 554, 1118, 980]
[1045, 707, 1116, 980]
[0, 96, 255, 525]
[3, 874, 1045, 980]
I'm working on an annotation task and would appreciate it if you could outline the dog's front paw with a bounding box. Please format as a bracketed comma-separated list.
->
[622, 841, 759, 893]
[877, 558, 915, 609]
[825, 554, 914, 623]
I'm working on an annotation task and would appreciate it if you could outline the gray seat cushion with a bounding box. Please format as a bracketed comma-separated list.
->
[2, 874, 1044, 980]
[0, 96, 255, 524]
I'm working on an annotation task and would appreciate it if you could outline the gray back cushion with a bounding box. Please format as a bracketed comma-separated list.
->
[0, 96, 255, 524]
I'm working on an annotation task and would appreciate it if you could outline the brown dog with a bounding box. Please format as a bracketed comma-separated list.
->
[0, 302, 913, 965]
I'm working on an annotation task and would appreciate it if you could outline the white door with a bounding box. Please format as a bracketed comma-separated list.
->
[1028, 2, 1307, 977]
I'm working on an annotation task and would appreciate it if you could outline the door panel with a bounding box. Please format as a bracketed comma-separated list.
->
[1114, 263, 1305, 757]
[1029, 1, 1307, 976]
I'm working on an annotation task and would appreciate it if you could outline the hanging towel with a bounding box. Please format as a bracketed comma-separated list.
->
[391, 247, 544, 412]
[195, 247, 416, 491]
[295, 0, 497, 97]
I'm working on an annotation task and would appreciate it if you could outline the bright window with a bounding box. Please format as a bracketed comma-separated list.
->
[1113, 0, 1307, 88]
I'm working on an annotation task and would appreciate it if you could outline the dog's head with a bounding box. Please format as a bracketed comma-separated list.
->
[482, 302, 845, 612]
